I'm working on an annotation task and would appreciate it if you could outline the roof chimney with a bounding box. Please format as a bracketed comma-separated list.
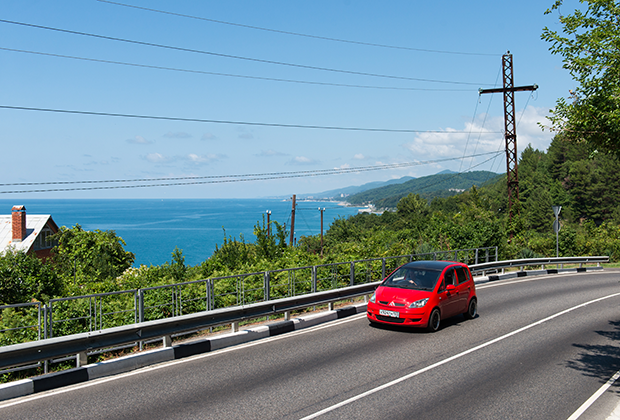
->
[12, 205, 27, 242]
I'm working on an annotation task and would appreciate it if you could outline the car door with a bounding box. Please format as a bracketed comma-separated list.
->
[454, 266, 471, 314]
[436, 268, 459, 318]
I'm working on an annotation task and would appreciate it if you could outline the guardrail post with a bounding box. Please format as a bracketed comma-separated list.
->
[76, 351, 88, 367]
[138, 289, 144, 351]
[328, 302, 334, 311]
[381, 259, 386, 280]
[209, 279, 214, 311]
[264, 272, 270, 302]
[350, 262, 355, 286]
[138, 289, 144, 323]
[206, 280, 212, 311]
[495, 246, 498, 262]
[312, 266, 317, 293]
[43, 304, 49, 374]
[475, 249, 479, 265]
[163, 335, 172, 348]
[232, 322, 239, 333]
[284, 311, 290, 321]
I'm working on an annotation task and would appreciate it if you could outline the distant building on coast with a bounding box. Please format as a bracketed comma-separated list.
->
[0, 206, 59, 259]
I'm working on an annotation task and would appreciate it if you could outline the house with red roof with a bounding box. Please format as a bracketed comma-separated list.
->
[0, 206, 59, 259]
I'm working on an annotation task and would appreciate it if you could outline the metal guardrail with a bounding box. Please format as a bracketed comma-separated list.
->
[0, 246, 498, 375]
[0, 254, 608, 371]
[469, 256, 609, 275]
[0, 283, 376, 370]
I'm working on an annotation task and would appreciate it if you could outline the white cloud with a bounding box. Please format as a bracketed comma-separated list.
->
[145, 153, 170, 163]
[126, 135, 154, 145]
[287, 156, 317, 165]
[256, 149, 288, 157]
[201, 133, 217, 140]
[353, 153, 365, 160]
[403, 106, 553, 171]
[163, 132, 192, 139]
[185, 153, 224, 164]
[143, 153, 225, 166]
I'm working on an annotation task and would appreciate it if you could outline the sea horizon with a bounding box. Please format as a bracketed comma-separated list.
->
[0, 198, 365, 267]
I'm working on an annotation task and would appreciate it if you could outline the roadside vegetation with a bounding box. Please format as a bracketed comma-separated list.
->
[1, 132, 619, 308]
[0, 0, 619, 381]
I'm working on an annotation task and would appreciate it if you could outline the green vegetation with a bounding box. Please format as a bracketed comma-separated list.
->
[542, 0, 620, 156]
[346, 171, 502, 207]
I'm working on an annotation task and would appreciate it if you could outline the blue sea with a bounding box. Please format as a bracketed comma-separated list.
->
[0, 199, 364, 266]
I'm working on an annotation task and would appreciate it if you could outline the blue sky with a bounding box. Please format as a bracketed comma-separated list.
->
[1, 0, 577, 199]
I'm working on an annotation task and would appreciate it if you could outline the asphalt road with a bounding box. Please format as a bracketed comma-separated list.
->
[2, 270, 619, 420]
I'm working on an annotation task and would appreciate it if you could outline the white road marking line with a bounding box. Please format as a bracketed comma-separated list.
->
[0, 313, 366, 409]
[566, 369, 620, 420]
[298, 291, 620, 420]
[476, 270, 607, 289]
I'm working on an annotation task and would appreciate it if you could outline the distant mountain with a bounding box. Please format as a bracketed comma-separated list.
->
[293, 176, 415, 200]
[346, 171, 502, 208]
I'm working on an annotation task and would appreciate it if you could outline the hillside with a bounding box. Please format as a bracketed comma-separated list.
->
[269, 175, 415, 200]
[346, 171, 503, 208]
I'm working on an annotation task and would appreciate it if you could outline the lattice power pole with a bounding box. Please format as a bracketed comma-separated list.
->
[479, 52, 537, 223]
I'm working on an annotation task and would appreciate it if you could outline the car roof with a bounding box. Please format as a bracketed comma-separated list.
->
[401, 260, 463, 271]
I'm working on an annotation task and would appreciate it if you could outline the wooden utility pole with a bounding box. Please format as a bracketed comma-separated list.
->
[289, 195, 296, 246]
[479, 52, 537, 224]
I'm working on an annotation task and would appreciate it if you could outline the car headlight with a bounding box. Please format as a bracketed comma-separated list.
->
[369, 292, 376, 303]
[408, 298, 429, 308]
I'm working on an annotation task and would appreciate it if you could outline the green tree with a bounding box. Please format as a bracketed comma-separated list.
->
[253, 215, 287, 260]
[169, 247, 187, 283]
[51, 224, 135, 285]
[0, 250, 62, 304]
[542, 0, 620, 155]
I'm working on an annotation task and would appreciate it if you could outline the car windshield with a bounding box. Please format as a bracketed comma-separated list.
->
[382, 266, 442, 291]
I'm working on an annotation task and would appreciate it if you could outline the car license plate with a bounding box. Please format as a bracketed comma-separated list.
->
[379, 309, 400, 318]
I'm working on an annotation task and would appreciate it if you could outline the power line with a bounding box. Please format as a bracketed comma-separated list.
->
[0, 152, 503, 194]
[97, 0, 499, 57]
[0, 19, 493, 86]
[0, 47, 472, 92]
[0, 105, 504, 134]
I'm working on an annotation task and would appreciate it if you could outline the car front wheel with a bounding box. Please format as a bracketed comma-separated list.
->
[464, 298, 477, 320]
[427, 308, 441, 332]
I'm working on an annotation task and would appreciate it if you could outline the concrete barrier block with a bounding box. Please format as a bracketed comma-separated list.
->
[209, 327, 270, 351]
[33, 367, 88, 393]
[292, 311, 337, 330]
[86, 347, 174, 380]
[0, 379, 33, 401]
[268, 321, 295, 336]
[354, 303, 368, 314]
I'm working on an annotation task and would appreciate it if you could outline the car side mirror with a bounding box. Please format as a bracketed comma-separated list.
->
[446, 284, 456, 292]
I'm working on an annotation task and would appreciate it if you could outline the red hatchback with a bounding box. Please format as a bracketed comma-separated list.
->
[367, 260, 477, 332]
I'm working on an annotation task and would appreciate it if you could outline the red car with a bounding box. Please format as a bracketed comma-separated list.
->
[367, 260, 477, 332]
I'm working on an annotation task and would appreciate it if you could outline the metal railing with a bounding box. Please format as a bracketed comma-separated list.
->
[0, 253, 608, 373]
[0, 246, 497, 373]
[469, 256, 609, 276]
[46, 246, 498, 336]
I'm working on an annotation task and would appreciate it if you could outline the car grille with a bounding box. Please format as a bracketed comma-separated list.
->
[378, 301, 405, 307]
[376, 315, 405, 323]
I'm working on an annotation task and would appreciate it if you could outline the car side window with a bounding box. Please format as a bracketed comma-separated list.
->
[444, 269, 456, 287]
[455, 267, 468, 284]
